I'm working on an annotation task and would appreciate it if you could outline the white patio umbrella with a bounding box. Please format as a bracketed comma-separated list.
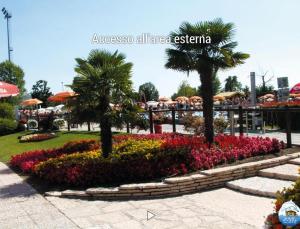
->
[146, 101, 159, 107]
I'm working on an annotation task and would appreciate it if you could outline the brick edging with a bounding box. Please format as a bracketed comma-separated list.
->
[45, 152, 300, 200]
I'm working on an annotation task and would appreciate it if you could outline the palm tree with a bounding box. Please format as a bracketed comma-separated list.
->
[165, 18, 249, 144]
[73, 50, 133, 157]
[224, 76, 242, 92]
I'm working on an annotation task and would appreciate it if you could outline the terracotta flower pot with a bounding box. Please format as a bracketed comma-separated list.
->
[154, 124, 162, 134]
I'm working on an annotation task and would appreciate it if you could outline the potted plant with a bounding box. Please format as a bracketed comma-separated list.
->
[153, 113, 164, 134]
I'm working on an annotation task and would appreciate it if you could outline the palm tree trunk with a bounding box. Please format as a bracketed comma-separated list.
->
[87, 121, 91, 131]
[100, 114, 112, 158]
[199, 69, 214, 144]
[100, 94, 113, 158]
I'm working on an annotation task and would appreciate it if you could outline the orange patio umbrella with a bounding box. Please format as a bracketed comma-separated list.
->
[21, 98, 43, 107]
[213, 95, 225, 101]
[175, 96, 189, 102]
[48, 91, 77, 103]
[189, 96, 202, 102]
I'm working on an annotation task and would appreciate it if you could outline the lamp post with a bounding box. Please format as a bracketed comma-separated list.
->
[2, 7, 12, 61]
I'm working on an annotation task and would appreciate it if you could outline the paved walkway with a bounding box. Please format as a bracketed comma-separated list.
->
[0, 162, 274, 228]
[0, 163, 78, 229]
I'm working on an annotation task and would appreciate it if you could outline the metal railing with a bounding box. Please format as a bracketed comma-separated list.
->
[148, 106, 300, 148]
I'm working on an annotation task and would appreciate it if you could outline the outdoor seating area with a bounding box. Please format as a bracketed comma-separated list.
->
[1, 1, 300, 228]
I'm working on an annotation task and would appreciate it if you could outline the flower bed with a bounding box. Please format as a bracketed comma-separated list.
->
[27, 134, 284, 187]
[265, 167, 300, 228]
[10, 139, 99, 173]
[19, 133, 57, 143]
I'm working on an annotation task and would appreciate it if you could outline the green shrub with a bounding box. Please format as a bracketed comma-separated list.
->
[182, 113, 204, 135]
[0, 118, 17, 136]
[214, 116, 229, 133]
[0, 102, 14, 119]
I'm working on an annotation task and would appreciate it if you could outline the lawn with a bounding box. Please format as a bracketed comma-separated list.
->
[0, 131, 100, 163]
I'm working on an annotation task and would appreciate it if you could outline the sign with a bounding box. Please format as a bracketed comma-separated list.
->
[279, 201, 300, 227]
[277, 77, 289, 89]
[278, 88, 290, 101]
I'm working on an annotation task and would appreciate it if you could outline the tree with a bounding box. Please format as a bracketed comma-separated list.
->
[242, 85, 250, 97]
[31, 80, 53, 107]
[171, 80, 197, 100]
[256, 85, 274, 97]
[138, 82, 159, 102]
[0, 61, 26, 95]
[224, 76, 242, 92]
[165, 18, 249, 143]
[198, 74, 221, 96]
[67, 81, 98, 132]
[72, 49, 133, 157]
[256, 71, 275, 96]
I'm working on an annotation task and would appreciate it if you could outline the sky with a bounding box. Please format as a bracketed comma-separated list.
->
[0, 0, 300, 97]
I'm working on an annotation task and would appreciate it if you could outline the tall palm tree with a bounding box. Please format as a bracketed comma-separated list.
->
[166, 18, 249, 144]
[73, 50, 133, 157]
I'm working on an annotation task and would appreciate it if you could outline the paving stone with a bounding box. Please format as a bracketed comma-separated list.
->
[111, 219, 143, 229]
[90, 212, 131, 224]
[62, 190, 90, 197]
[226, 176, 293, 197]
[289, 157, 300, 165]
[164, 176, 194, 184]
[0, 162, 78, 228]
[86, 187, 119, 194]
[259, 164, 300, 181]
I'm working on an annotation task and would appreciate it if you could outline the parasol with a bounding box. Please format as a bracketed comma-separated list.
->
[175, 96, 189, 102]
[0, 81, 19, 98]
[158, 96, 170, 102]
[48, 91, 77, 103]
[290, 83, 300, 94]
[21, 98, 43, 107]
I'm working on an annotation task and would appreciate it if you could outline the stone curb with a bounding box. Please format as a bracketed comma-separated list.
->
[45, 152, 300, 200]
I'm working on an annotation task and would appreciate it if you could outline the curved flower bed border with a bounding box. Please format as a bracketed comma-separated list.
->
[11, 139, 99, 173]
[45, 152, 300, 200]
[19, 133, 57, 143]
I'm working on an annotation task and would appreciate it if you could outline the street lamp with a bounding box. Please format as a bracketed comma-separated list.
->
[2, 7, 12, 61]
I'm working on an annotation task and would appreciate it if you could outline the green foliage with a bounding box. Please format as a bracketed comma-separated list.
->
[0, 131, 99, 162]
[0, 118, 17, 136]
[256, 85, 274, 97]
[242, 86, 250, 96]
[183, 114, 228, 135]
[31, 80, 53, 107]
[182, 113, 205, 135]
[138, 82, 159, 102]
[111, 101, 149, 132]
[0, 61, 26, 96]
[171, 80, 197, 100]
[275, 170, 300, 213]
[71, 49, 133, 157]
[214, 117, 229, 133]
[165, 18, 249, 143]
[0, 102, 14, 119]
[224, 76, 242, 92]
